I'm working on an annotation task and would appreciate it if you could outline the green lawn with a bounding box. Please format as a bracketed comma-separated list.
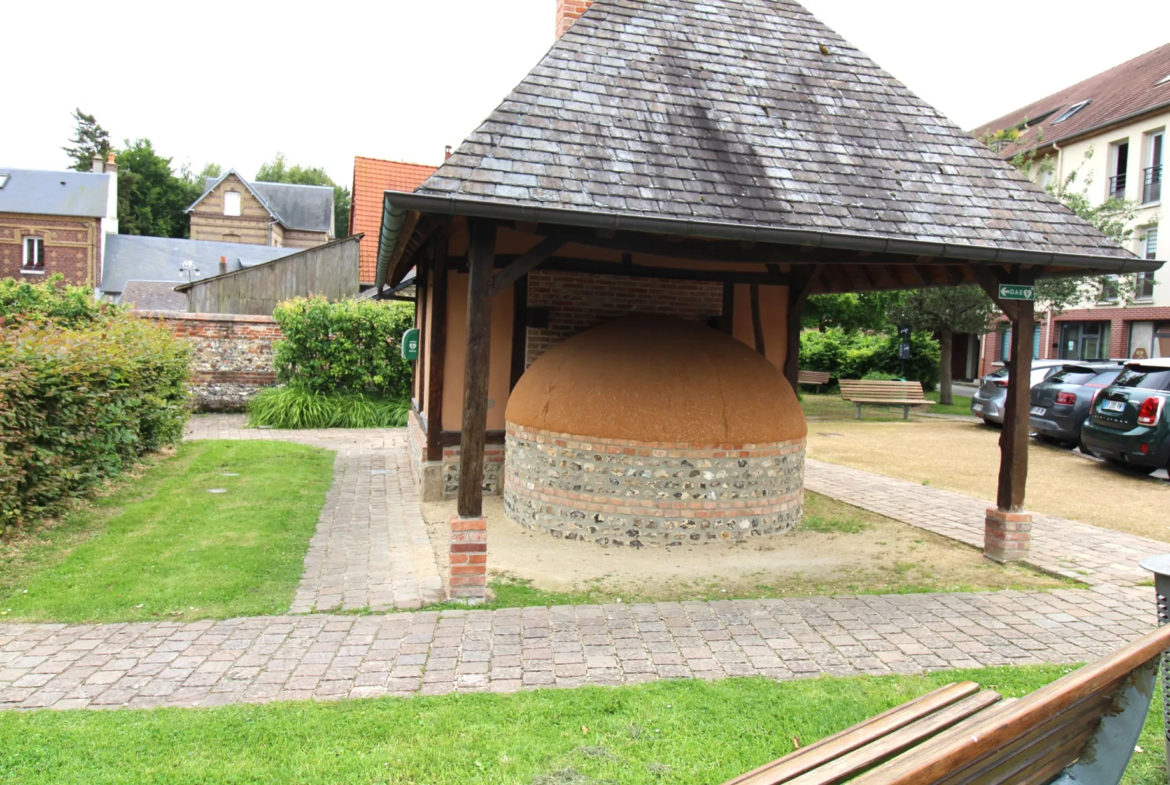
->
[0, 441, 334, 623]
[0, 666, 1161, 784]
[801, 391, 974, 421]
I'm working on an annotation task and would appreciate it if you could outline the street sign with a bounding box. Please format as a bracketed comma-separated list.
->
[999, 284, 1035, 301]
[401, 328, 420, 361]
[898, 342, 912, 360]
[897, 325, 912, 341]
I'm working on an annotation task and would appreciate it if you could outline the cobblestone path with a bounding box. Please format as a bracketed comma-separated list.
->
[184, 416, 443, 612]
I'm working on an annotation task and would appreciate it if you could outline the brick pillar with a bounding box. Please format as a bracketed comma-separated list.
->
[450, 516, 487, 602]
[556, 0, 594, 38]
[984, 508, 1032, 563]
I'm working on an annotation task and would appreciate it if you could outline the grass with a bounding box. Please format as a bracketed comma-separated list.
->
[0, 665, 1161, 784]
[800, 391, 974, 421]
[0, 440, 334, 623]
[247, 386, 410, 429]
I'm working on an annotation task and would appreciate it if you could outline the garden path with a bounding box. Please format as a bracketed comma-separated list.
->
[184, 415, 443, 613]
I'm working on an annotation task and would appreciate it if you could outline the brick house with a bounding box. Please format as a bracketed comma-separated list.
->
[186, 170, 334, 250]
[973, 43, 1170, 374]
[350, 156, 437, 284]
[0, 156, 119, 287]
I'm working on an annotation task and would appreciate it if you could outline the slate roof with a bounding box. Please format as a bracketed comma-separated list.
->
[351, 157, 437, 282]
[116, 280, 188, 311]
[410, 0, 1129, 262]
[190, 171, 334, 235]
[973, 43, 1170, 159]
[0, 168, 114, 218]
[101, 234, 296, 294]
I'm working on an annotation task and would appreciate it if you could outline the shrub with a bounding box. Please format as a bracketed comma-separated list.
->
[247, 387, 409, 429]
[862, 371, 903, 381]
[272, 297, 414, 399]
[0, 274, 118, 328]
[800, 328, 940, 392]
[0, 316, 191, 530]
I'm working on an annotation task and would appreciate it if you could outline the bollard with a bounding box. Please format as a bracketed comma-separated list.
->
[1140, 554, 1170, 777]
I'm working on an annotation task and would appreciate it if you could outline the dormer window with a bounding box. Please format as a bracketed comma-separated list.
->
[224, 191, 241, 216]
[1051, 100, 1090, 125]
[0, 174, 9, 188]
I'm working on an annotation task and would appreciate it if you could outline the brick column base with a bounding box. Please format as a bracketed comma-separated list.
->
[450, 516, 487, 603]
[984, 508, 1032, 563]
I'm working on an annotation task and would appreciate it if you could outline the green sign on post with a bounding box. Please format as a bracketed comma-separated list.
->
[999, 284, 1035, 301]
[401, 328, 420, 361]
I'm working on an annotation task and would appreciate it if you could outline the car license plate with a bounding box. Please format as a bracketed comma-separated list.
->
[972, 404, 983, 413]
[1030, 406, 1046, 416]
[1103, 400, 1126, 412]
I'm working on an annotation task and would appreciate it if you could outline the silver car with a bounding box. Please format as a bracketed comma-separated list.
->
[971, 359, 1067, 425]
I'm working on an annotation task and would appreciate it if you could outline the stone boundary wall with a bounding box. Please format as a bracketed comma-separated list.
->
[136, 311, 281, 411]
[504, 423, 805, 547]
[407, 410, 504, 503]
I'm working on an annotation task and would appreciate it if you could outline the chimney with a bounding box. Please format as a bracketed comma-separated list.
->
[103, 152, 118, 175]
[444, 145, 453, 160]
[91, 156, 102, 173]
[219, 256, 228, 276]
[555, 0, 593, 38]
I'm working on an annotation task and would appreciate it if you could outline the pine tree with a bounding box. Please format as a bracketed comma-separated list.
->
[62, 109, 112, 172]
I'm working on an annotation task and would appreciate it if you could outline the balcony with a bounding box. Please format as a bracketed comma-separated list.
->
[1144, 165, 1163, 204]
[1107, 173, 1127, 200]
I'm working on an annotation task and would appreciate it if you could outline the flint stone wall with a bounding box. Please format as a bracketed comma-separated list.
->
[504, 423, 804, 547]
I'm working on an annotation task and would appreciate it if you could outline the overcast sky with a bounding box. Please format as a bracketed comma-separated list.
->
[5, 1, 1169, 189]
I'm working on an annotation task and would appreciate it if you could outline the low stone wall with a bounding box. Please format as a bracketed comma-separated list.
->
[504, 423, 805, 547]
[407, 410, 505, 503]
[136, 311, 281, 411]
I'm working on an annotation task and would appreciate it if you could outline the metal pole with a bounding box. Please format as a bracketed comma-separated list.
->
[1140, 554, 1170, 778]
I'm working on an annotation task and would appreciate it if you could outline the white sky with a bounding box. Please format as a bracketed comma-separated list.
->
[4, 1, 1169, 189]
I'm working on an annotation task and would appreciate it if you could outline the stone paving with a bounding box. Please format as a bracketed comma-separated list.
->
[185, 416, 443, 612]
[0, 589, 1152, 710]
[805, 459, 1167, 588]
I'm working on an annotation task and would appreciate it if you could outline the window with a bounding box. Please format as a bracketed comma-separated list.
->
[1115, 366, 1170, 392]
[998, 325, 1041, 362]
[21, 237, 44, 273]
[224, 191, 241, 216]
[1099, 275, 1120, 302]
[1052, 100, 1090, 125]
[1109, 140, 1129, 200]
[0, 173, 9, 188]
[1145, 130, 1164, 204]
[1137, 227, 1158, 300]
[1059, 322, 1112, 361]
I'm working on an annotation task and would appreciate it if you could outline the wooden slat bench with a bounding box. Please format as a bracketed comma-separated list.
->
[797, 370, 831, 393]
[722, 623, 1170, 785]
[839, 379, 935, 420]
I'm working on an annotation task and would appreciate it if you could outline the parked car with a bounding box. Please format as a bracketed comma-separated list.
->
[1028, 362, 1124, 447]
[971, 359, 1066, 425]
[1080, 358, 1170, 475]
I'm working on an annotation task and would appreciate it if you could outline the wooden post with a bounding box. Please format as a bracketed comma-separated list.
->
[785, 266, 822, 392]
[719, 282, 734, 335]
[750, 284, 766, 356]
[457, 219, 497, 519]
[425, 237, 449, 468]
[510, 274, 529, 391]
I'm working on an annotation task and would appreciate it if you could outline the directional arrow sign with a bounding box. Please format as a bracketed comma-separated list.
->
[999, 284, 1035, 301]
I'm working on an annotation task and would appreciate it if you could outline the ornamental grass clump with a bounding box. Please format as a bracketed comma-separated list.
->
[0, 309, 191, 531]
[249, 296, 414, 429]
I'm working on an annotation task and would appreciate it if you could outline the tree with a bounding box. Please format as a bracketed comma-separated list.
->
[255, 153, 351, 239]
[116, 139, 202, 239]
[62, 109, 112, 172]
[803, 292, 902, 333]
[890, 287, 999, 405]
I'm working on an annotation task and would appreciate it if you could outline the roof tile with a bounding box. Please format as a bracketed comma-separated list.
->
[351, 157, 437, 282]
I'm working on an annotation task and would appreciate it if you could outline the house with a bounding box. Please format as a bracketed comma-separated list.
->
[0, 156, 119, 287]
[100, 234, 297, 308]
[973, 43, 1170, 371]
[379, 0, 1157, 597]
[350, 156, 437, 284]
[186, 170, 334, 250]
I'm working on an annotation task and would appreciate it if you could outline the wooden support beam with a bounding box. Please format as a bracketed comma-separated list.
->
[998, 294, 1035, 511]
[967, 264, 1020, 321]
[425, 236, 449, 464]
[457, 219, 497, 519]
[785, 265, 823, 390]
[510, 274, 529, 391]
[490, 235, 566, 296]
[449, 254, 791, 286]
[719, 282, 735, 335]
[414, 249, 430, 405]
[750, 284, 766, 356]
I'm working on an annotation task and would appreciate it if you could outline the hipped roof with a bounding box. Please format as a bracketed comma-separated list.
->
[382, 0, 1145, 286]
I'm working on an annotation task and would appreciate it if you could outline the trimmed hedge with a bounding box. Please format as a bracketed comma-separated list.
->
[0, 316, 191, 530]
[271, 297, 414, 399]
[0, 274, 117, 328]
[799, 328, 941, 392]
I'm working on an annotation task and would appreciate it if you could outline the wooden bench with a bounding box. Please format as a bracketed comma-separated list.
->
[839, 379, 935, 420]
[797, 370, 831, 393]
[722, 623, 1170, 785]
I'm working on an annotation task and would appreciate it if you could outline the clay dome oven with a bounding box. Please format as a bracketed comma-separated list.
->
[504, 316, 807, 546]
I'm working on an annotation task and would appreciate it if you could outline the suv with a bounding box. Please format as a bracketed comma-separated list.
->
[971, 359, 1066, 425]
[1029, 362, 1124, 447]
[1080, 358, 1170, 475]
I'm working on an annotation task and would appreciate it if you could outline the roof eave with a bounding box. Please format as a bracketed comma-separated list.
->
[379, 192, 1156, 285]
[1000, 97, 1170, 161]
